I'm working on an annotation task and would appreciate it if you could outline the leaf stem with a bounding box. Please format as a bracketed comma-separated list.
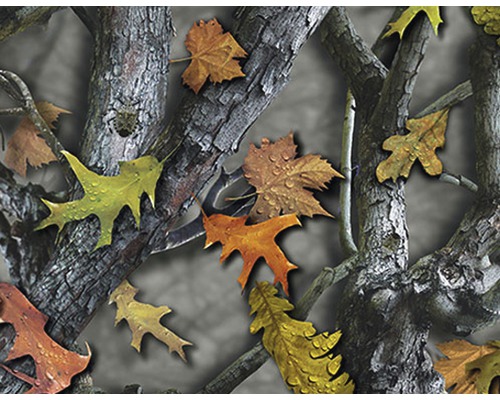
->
[224, 192, 257, 202]
[169, 56, 192, 64]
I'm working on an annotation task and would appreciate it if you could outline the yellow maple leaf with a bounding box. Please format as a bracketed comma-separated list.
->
[109, 280, 192, 362]
[36, 151, 165, 249]
[376, 108, 449, 183]
[471, 6, 500, 46]
[4, 101, 70, 177]
[383, 6, 443, 39]
[249, 281, 354, 394]
[434, 340, 496, 393]
[180, 18, 247, 94]
[243, 132, 343, 223]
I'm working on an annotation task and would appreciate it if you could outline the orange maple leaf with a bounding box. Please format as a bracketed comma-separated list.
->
[203, 213, 300, 295]
[0, 283, 90, 394]
[4, 101, 70, 176]
[243, 132, 344, 223]
[181, 18, 247, 94]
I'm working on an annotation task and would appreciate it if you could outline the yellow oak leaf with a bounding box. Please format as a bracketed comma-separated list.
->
[109, 280, 192, 362]
[4, 101, 70, 177]
[471, 6, 500, 46]
[376, 108, 449, 183]
[203, 212, 300, 295]
[383, 6, 442, 39]
[434, 339, 499, 394]
[36, 151, 165, 249]
[249, 281, 354, 394]
[243, 132, 343, 223]
[181, 18, 247, 94]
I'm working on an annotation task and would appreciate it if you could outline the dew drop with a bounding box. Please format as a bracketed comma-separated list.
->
[269, 154, 277, 162]
[287, 376, 300, 386]
[272, 169, 280, 176]
[256, 208, 264, 215]
[263, 194, 270, 201]
[300, 387, 310, 394]
[285, 180, 294, 188]
[34, 380, 41, 387]
[282, 153, 291, 161]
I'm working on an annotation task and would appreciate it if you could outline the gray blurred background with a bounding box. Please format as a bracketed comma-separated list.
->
[0, 6, 496, 394]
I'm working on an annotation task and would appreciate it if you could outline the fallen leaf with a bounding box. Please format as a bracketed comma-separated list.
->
[471, 6, 500, 46]
[383, 6, 442, 39]
[109, 280, 192, 362]
[36, 151, 165, 249]
[0, 282, 91, 394]
[376, 108, 449, 183]
[243, 132, 343, 223]
[466, 342, 500, 394]
[4, 101, 69, 176]
[203, 212, 300, 295]
[249, 281, 354, 394]
[434, 339, 499, 394]
[181, 18, 247, 94]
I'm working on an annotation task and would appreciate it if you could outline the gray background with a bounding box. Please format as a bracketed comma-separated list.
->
[0, 6, 496, 393]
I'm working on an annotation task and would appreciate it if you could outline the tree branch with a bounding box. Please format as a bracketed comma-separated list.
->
[410, 30, 500, 336]
[414, 80, 472, 119]
[338, 88, 358, 257]
[198, 256, 357, 394]
[320, 7, 387, 106]
[152, 168, 254, 253]
[439, 171, 478, 193]
[0, 7, 62, 42]
[0, 70, 68, 176]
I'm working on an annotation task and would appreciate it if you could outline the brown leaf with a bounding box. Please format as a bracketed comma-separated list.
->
[243, 132, 343, 223]
[4, 101, 69, 176]
[0, 282, 91, 394]
[109, 280, 192, 362]
[376, 108, 449, 183]
[203, 212, 300, 295]
[434, 339, 498, 394]
[181, 18, 247, 94]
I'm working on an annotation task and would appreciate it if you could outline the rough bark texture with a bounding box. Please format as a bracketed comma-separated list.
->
[335, 13, 442, 394]
[0, 7, 61, 42]
[0, 6, 329, 393]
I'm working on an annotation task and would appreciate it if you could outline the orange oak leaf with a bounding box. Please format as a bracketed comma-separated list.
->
[4, 101, 70, 176]
[0, 282, 91, 394]
[203, 212, 300, 295]
[434, 339, 498, 394]
[243, 132, 344, 223]
[181, 18, 247, 94]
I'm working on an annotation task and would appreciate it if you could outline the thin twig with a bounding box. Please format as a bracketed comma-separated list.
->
[0, 107, 25, 117]
[339, 88, 358, 257]
[439, 171, 478, 193]
[415, 80, 472, 119]
[0, 70, 69, 177]
[198, 256, 357, 394]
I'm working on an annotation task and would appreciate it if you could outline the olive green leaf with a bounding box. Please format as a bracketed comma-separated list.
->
[36, 151, 165, 249]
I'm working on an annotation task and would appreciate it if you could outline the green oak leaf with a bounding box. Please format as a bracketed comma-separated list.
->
[466, 342, 500, 394]
[36, 151, 165, 250]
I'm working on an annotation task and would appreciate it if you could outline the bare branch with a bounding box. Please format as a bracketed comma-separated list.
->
[152, 168, 254, 253]
[338, 88, 358, 257]
[198, 256, 357, 394]
[0, 7, 62, 42]
[0, 70, 68, 175]
[415, 80, 472, 119]
[439, 171, 478, 193]
[320, 7, 387, 105]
